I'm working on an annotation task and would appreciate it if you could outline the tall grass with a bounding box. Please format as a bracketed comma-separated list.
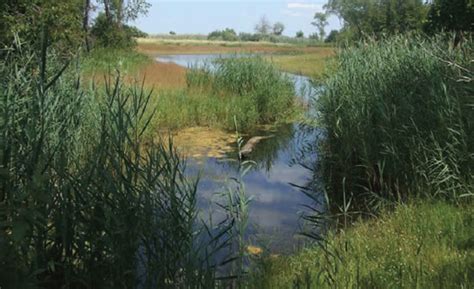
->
[316, 34, 473, 208]
[247, 201, 474, 289]
[0, 38, 246, 289]
[185, 56, 296, 131]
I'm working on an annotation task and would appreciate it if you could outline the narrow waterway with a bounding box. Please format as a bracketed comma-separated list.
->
[156, 54, 323, 252]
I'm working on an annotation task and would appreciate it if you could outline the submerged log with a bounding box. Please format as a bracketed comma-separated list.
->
[240, 135, 273, 158]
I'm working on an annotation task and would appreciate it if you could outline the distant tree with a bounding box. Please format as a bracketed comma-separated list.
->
[273, 22, 285, 35]
[169, 31, 176, 35]
[325, 29, 340, 42]
[208, 28, 238, 41]
[239, 32, 261, 42]
[93, 0, 150, 48]
[312, 12, 328, 41]
[296, 30, 304, 38]
[255, 16, 271, 35]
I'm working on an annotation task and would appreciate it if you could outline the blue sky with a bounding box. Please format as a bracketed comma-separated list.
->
[132, 0, 342, 37]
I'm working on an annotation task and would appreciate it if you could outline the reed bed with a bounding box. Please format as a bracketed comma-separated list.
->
[316, 34, 473, 207]
[184, 56, 296, 131]
[0, 38, 246, 289]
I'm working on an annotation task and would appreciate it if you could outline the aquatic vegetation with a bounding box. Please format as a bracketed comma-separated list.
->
[0, 39, 247, 289]
[186, 56, 297, 130]
[316, 34, 473, 207]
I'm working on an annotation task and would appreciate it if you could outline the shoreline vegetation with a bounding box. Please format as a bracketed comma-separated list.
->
[1, 0, 473, 286]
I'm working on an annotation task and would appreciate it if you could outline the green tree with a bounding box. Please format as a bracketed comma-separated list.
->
[325, 0, 428, 40]
[92, 0, 150, 48]
[425, 0, 474, 35]
[312, 12, 328, 40]
[325, 29, 340, 42]
[255, 16, 271, 35]
[272, 22, 285, 35]
[1, 0, 85, 53]
[296, 30, 304, 38]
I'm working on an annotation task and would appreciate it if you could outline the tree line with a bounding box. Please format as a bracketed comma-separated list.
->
[323, 0, 473, 42]
[0, 0, 150, 54]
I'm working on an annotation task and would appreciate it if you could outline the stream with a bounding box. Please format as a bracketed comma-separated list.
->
[156, 54, 323, 253]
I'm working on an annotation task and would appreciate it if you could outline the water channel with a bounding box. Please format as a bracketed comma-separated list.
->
[156, 54, 323, 253]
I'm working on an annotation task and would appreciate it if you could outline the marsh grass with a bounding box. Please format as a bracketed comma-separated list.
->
[316, 34, 473, 207]
[183, 56, 297, 131]
[247, 201, 474, 289]
[82, 47, 150, 74]
[0, 37, 248, 289]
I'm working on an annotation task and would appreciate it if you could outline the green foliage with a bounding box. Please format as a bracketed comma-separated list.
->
[247, 201, 474, 289]
[272, 22, 285, 36]
[325, 29, 340, 42]
[91, 13, 136, 48]
[208, 28, 239, 41]
[296, 30, 304, 38]
[82, 47, 149, 74]
[425, 0, 474, 33]
[0, 39, 243, 289]
[185, 56, 296, 130]
[316, 34, 473, 206]
[0, 0, 84, 54]
[312, 12, 328, 40]
[326, 0, 428, 41]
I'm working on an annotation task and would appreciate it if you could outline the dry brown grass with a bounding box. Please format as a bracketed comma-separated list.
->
[137, 38, 334, 56]
[88, 61, 187, 89]
[132, 61, 187, 89]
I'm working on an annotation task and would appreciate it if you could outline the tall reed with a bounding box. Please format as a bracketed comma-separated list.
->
[0, 37, 243, 289]
[186, 56, 296, 130]
[316, 34, 473, 208]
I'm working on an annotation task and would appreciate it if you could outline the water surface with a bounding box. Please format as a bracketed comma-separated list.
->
[155, 54, 323, 252]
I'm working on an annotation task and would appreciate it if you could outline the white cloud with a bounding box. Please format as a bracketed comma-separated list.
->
[287, 2, 324, 11]
[282, 9, 303, 17]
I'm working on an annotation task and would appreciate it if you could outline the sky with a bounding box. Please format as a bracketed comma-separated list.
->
[132, 0, 342, 37]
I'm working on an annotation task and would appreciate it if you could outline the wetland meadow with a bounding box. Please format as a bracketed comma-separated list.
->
[1, 1, 473, 288]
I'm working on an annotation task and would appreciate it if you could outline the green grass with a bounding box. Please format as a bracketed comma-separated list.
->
[81, 47, 150, 74]
[248, 201, 474, 289]
[268, 50, 334, 77]
[148, 56, 299, 132]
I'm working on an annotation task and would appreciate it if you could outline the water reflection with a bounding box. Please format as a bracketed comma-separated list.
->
[155, 54, 324, 252]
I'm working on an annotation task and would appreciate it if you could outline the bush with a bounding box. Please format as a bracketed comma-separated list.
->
[208, 28, 239, 41]
[317, 34, 473, 206]
[91, 13, 136, 48]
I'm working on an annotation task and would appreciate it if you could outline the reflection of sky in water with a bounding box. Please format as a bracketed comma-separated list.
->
[156, 54, 323, 252]
[186, 124, 323, 252]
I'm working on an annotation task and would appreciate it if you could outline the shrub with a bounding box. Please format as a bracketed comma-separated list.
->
[91, 13, 136, 48]
[208, 28, 239, 41]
